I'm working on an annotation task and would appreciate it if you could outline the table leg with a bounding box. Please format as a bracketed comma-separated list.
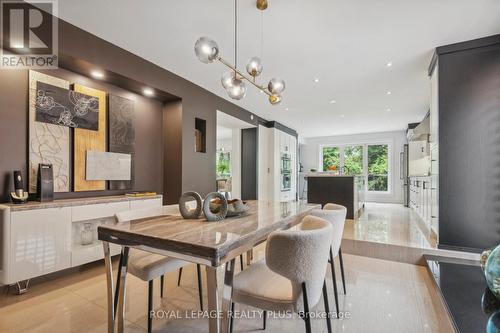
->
[206, 266, 220, 333]
[221, 259, 236, 333]
[206, 259, 236, 333]
[116, 246, 130, 333]
[103, 242, 115, 333]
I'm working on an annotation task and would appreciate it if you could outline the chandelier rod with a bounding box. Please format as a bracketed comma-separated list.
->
[218, 56, 272, 97]
[234, 0, 238, 75]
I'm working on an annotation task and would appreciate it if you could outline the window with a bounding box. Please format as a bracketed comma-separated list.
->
[322, 147, 340, 173]
[216, 150, 231, 178]
[367, 145, 389, 192]
[343, 145, 363, 176]
[320, 143, 390, 193]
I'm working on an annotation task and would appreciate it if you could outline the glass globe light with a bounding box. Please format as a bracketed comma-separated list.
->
[194, 37, 219, 64]
[269, 94, 282, 105]
[226, 77, 247, 100]
[268, 78, 285, 94]
[246, 57, 263, 77]
[221, 71, 236, 89]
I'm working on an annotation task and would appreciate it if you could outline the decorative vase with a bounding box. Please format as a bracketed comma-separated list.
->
[485, 244, 500, 300]
[81, 222, 94, 245]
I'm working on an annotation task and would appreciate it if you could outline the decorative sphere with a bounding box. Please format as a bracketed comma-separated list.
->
[221, 71, 235, 89]
[246, 57, 263, 77]
[485, 244, 500, 300]
[268, 77, 285, 94]
[194, 37, 219, 64]
[269, 94, 282, 105]
[226, 77, 246, 100]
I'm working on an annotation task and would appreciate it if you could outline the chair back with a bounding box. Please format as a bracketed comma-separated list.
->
[115, 204, 179, 224]
[265, 215, 333, 312]
[310, 203, 347, 257]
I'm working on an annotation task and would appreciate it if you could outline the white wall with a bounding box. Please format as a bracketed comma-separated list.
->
[300, 130, 407, 204]
[230, 129, 241, 199]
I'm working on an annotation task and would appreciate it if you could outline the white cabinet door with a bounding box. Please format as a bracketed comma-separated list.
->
[129, 198, 162, 210]
[10, 207, 71, 282]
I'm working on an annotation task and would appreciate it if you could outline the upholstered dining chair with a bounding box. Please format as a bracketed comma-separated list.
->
[230, 215, 334, 333]
[115, 205, 204, 333]
[310, 203, 347, 316]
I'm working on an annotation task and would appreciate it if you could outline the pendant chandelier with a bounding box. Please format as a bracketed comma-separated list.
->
[194, 0, 285, 105]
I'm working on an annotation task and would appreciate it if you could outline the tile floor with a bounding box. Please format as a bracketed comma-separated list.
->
[0, 203, 455, 332]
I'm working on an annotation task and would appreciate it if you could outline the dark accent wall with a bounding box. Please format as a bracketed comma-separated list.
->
[0, 16, 289, 202]
[163, 101, 183, 204]
[241, 128, 258, 200]
[437, 34, 500, 251]
[0, 67, 164, 201]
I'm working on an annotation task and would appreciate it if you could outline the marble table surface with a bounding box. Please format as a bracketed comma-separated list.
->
[1, 194, 162, 211]
[98, 200, 320, 266]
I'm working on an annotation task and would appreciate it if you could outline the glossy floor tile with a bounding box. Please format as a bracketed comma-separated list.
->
[344, 203, 436, 249]
[0, 249, 454, 333]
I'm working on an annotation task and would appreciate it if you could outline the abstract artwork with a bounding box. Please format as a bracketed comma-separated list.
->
[108, 94, 135, 190]
[86, 151, 132, 181]
[35, 81, 99, 130]
[73, 84, 107, 192]
[29, 70, 70, 193]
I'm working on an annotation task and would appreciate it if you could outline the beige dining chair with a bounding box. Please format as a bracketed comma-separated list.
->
[115, 205, 204, 333]
[310, 203, 347, 316]
[230, 215, 334, 333]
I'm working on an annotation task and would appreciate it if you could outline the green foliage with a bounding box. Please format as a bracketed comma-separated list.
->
[322, 144, 389, 191]
[344, 146, 363, 175]
[322, 147, 340, 172]
[367, 145, 388, 191]
[216, 151, 231, 177]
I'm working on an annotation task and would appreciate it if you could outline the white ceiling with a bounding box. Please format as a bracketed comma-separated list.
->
[57, 0, 500, 138]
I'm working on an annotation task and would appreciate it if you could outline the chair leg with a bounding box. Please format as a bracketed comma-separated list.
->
[148, 280, 153, 333]
[301, 282, 312, 333]
[196, 264, 204, 311]
[240, 255, 244, 271]
[329, 247, 340, 316]
[230, 302, 235, 333]
[339, 246, 346, 294]
[322, 279, 332, 333]
[160, 275, 164, 298]
[177, 267, 183, 286]
[263, 310, 267, 330]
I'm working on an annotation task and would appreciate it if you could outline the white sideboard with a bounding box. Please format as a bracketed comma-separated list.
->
[0, 195, 162, 285]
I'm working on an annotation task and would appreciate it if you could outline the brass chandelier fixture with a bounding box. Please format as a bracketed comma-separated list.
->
[194, 0, 285, 105]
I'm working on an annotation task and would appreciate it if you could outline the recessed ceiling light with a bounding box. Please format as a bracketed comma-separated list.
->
[330, 100, 336, 104]
[91, 70, 104, 79]
[340, 114, 345, 118]
[143, 88, 154, 96]
[386, 108, 391, 112]
[285, 107, 289, 111]
[386, 62, 393, 67]
[386, 91, 392, 95]
[313, 78, 320, 83]
[250, 115, 254, 120]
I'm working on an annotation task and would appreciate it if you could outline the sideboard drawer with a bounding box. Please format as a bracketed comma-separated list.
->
[129, 198, 162, 210]
[72, 202, 130, 222]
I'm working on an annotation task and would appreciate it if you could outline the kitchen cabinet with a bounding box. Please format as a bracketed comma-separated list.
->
[409, 176, 432, 230]
[430, 63, 439, 145]
[258, 125, 297, 202]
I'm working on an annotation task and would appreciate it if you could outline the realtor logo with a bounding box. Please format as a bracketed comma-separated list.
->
[1, 0, 58, 69]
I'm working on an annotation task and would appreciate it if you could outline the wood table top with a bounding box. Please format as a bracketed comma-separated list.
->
[98, 200, 320, 266]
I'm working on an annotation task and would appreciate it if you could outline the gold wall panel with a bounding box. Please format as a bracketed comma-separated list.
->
[73, 84, 107, 191]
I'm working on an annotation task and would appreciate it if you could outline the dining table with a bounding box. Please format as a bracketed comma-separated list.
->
[98, 200, 320, 333]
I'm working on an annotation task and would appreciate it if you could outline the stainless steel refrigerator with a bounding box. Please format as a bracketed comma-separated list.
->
[400, 144, 409, 207]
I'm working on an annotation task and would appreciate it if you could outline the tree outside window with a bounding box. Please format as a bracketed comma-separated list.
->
[367, 145, 389, 191]
[343, 146, 363, 175]
[216, 150, 231, 178]
[322, 147, 340, 172]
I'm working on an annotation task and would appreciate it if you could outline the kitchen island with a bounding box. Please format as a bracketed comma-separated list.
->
[304, 172, 365, 219]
